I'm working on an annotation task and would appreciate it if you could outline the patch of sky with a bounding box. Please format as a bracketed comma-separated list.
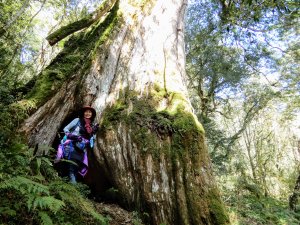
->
[20, 0, 103, 64]
[186, 0, 220, 34]
[20, 45, 35, 64]
[77, 0, 103, 13]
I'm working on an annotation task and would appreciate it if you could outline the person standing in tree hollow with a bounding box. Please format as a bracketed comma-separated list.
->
[55, 106, 99, 184]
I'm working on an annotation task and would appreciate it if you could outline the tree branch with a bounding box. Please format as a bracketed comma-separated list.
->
[46, 0, 118, 46]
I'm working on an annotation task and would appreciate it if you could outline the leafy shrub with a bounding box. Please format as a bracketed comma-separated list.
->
[0, 138, 108, 224]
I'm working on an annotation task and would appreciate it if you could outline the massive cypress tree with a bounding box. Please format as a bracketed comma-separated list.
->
[19, 0, 229, 224]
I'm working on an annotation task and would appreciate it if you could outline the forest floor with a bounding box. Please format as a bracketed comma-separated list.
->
[93, 202, 144, 225]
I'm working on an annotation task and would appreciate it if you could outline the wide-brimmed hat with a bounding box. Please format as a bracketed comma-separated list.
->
[80, 106, 96, 119]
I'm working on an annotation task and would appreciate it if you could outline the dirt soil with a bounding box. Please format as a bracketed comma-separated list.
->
[94, 202, 144, 225]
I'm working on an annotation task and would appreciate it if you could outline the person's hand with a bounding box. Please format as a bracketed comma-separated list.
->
[67, 133, 82, 141]
[66, 133, 76, 140]
[76, 136, 83, 142]
[92, 123, 99, 133]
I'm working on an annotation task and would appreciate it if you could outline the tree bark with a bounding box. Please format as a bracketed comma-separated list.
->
[19, 0, 229, 224]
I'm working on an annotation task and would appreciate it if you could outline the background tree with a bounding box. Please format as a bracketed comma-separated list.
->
[185, 0, 300, 223]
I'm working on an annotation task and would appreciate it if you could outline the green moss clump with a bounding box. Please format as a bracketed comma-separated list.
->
[152, 82, 167, 96]
[100, 91, 204, 159]
[100, 100, 127, 129]
[208, 189, 230, 225]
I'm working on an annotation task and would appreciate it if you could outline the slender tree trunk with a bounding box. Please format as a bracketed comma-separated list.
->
[19, 0, 229, 224]
[289, 140, 300, 211]
[289, 173, 300, 211]
[244, 127, 257, 181]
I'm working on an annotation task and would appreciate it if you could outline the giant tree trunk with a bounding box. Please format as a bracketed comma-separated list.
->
[19, 0, 229, 224]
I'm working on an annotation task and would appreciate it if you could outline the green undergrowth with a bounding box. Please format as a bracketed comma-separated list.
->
[226, 192, 300, 225]
[0, 98, 36, 148]
[24, 0, 121, 108]
[217, 178, 300, 225]
[0, 141, 109, 225]
[0, 91, 107, 225]
[0, 94, 108, 224]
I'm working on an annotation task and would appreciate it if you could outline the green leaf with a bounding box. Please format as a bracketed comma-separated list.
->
[42, 157, 53, 166]
[36, 157, 42, 172]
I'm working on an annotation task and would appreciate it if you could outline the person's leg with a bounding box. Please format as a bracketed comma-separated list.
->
[69, 163, 78, 184]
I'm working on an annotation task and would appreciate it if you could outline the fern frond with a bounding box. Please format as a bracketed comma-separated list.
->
[33, 196, 65, 213]
[38, 211, 53, 225]
[0, 176, 50, 195]
[0, 206, 16, 217]
[49, 181, 108, 224]
[90, 210, 109, 224]
[32, 174, 46, 182]
[27, 195, 35, 211]
[36, 157, 42, 172]
[0, 176, 65, 213]
[42, 157, 53, 166]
